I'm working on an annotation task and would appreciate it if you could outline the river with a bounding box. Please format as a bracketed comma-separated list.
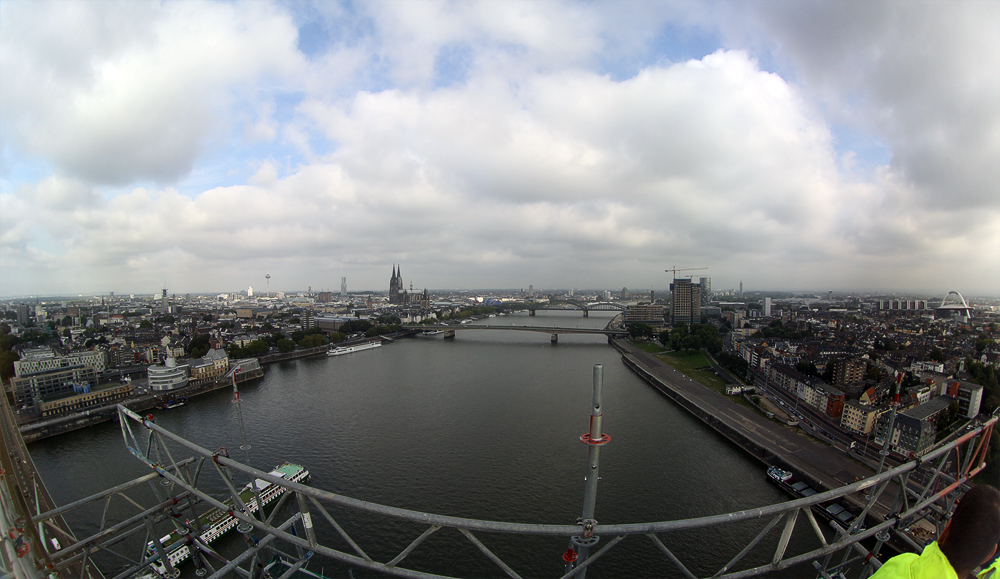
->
[29, 310, 823, 577]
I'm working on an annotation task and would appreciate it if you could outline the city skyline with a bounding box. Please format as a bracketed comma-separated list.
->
[1, 1, 998, 297]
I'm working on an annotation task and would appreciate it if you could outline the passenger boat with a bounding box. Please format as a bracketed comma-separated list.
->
[142, 462, 310, 576]
[327, 341, 382, 356]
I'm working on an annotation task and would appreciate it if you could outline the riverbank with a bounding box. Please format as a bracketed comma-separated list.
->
[17, 336, 407, 443]
[611, 338, 889, 520]
[19, 365, 265, 443]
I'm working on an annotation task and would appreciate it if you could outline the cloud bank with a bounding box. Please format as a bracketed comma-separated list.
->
[1, 1, 997, 297]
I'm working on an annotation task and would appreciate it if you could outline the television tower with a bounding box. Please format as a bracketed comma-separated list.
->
[265, 274, 271, 298]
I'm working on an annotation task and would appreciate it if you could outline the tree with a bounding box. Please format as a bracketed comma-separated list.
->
[796, 361, 819, 377]
[680, 333, 701, 351]
[188, 334, 211, 359]
[627, 323, 654, 339]
[277, 338, 295, 353]
[299, 334, 327, 348]
[0, 350, 18, 382]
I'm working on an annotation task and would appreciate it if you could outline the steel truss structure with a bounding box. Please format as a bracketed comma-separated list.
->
[3, 403, 988, 579]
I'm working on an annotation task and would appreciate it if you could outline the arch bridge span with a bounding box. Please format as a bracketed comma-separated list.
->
[525, 301, 626, 317]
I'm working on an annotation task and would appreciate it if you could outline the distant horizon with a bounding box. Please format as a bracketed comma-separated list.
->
[2, 287, 995, 303]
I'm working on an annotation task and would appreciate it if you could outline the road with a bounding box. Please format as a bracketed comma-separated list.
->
[614, 340, 892, 517]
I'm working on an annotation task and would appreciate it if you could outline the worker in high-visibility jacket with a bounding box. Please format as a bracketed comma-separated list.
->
[871, 484, 1000, 579]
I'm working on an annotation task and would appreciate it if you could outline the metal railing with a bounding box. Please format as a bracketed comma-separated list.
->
[6, 388, 995, 579]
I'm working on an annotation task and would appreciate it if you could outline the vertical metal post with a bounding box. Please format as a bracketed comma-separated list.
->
[231, 371, 264, 532]
[564, 364, 610, 578]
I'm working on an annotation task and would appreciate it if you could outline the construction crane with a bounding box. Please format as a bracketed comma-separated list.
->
[665, 266, 708, 282]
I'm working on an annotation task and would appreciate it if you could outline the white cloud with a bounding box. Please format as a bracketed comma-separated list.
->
[0, 0, 997, 297]
[0, 0, 305, 185]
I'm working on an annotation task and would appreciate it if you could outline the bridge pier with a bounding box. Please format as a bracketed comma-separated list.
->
[444, 330, 455, 339]
[529, 310, 535, 316]
[551, 334, 558, 343]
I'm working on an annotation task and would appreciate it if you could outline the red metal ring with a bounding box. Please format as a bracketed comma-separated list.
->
[580, 433, 611, 446]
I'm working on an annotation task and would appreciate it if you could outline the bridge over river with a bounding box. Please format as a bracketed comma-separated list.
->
[402, 323, 629, 342]
[525, 300, 626, 317]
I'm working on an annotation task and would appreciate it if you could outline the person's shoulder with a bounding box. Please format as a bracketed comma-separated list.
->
[870, 552, 919, 579]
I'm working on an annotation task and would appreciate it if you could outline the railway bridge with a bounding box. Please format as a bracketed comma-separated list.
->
[525, 300, 626, 317]
[402, 323, 628, 342]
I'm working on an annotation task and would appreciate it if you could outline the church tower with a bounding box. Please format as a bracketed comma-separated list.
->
[389, 265, 402, 304]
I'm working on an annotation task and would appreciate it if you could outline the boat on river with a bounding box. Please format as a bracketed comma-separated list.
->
[327, 341, 382, 356]
[154, 396, 187, 410]
[142, 462, 309, 576]
[766, 466, 864, 531]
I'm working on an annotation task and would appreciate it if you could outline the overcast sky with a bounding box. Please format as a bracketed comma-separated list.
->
[1, 1, 997, 298]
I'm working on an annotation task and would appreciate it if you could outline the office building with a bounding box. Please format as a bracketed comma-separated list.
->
[699, 277, 711, 304]
[14, 349, 107, 376]
[624, 304, 665, 325]
[12, 365, 99, 408]
[670, 278, 701, 325]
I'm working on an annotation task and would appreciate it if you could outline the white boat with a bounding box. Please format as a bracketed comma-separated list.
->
[327, 341, 382, 356]
[143, 463, 309, 576]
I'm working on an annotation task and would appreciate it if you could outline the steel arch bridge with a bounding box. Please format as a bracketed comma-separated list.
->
[525, 301, 626, 317]
[3, 387, 995, 579]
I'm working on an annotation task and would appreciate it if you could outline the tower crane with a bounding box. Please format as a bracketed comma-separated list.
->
[665, 266, 708, 282]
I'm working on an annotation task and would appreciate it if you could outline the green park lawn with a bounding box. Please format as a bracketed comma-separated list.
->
[635, 344, 760, 414]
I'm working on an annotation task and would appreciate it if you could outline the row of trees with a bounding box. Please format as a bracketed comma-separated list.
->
[625, 322, 724, 355]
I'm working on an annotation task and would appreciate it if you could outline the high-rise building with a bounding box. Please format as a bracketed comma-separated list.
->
[341, 277, 347, 297]
[699, 277, 711, 304]
[528, 285, 534, 298]
[670, 278, 701, 325]
[16, 303, 30, 326]
[763, 297, 772, 317]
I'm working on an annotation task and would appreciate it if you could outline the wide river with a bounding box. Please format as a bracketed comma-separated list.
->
[29, 310, 823, 577]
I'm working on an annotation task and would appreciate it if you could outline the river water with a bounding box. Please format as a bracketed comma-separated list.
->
[29, 310, 823, 577]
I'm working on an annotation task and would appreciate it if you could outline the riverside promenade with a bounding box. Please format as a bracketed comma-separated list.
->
[612, 339, 887, 515]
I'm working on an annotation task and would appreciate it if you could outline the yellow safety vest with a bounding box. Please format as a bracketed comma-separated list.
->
[870, 542, 958, 579]
[979, 558, 999, 579]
